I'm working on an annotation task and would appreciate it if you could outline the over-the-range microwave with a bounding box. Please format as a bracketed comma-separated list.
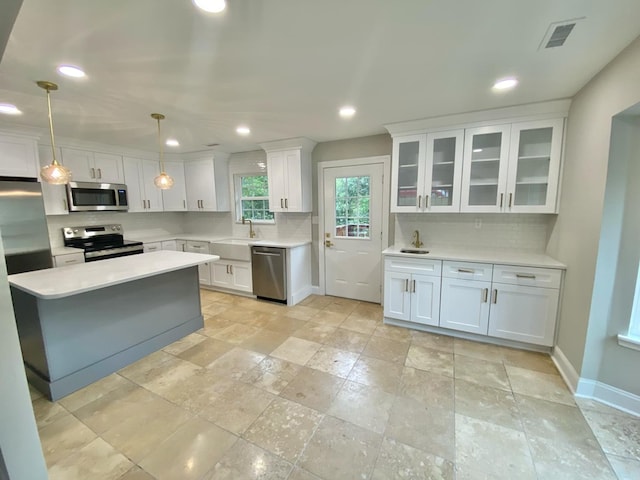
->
[66, 181, 129, 212]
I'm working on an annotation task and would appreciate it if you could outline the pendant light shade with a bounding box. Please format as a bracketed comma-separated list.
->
[37, 81, 72, 184]
[151, 113, 174, 190]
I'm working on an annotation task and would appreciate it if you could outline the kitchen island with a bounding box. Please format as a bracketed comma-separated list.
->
[8, 251, 219, 400]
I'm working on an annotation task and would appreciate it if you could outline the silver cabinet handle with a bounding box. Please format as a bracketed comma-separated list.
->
[64, 259, 77, 264]
[183, 199, 186, 209]
[97, 168, 102, 179]
[492, 289, 498, 304]
[285, 198, 288, 208]
[90, 167, 95, 178]
[412, 279, 416, 293]
[426, 195, 429, 209]
[226, 265, 229, 274]
[509, 193, 513, 208]
[229, 265, 233, 274]
[63, 199, 67, 210]
[404, 279, 409, 292]
[280, 198, 284, 208]
[482, 288, 488, 303]
[417, 195, 421, 208]
[253, 251, 281, 257]
[458, 268, 475, 274]
[516, 273, 536, 279]
[500, 193, 504, 208]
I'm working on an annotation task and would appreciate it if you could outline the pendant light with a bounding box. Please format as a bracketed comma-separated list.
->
[151, 113, 174, 189]
[37, 81, 72, 184]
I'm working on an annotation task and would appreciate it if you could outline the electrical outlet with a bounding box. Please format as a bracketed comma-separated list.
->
[475, 218, 482, 229]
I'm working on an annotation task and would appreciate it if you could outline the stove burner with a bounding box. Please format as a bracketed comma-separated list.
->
[62, 224, 143, 262]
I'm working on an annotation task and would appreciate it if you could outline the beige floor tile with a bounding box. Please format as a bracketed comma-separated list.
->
[206, 347, 266, 379]
[453, 338, 510, 363]
[280, 367, 345, 412]
[38, 413, 97, 467]
[283, 305, 320, 321]
[240, 356, 303, 394]
[287, 467, 322, 480]
[201, 317, 235, 337]
[264, 316, 308, 334]
[162, 332, 207, 355]
[202, 438, 292, 479]
[581, 408, 640, 459]
[324, 327, 370, 353]
[212, 323, 261, 344]
[305, 345, 359, 378]
[455, 414, 536, 480]
[201, 301, 230, 317]
[347, 356, 403, 394]
[292, 322, 337, 343]
[455, 379, 521, 430]
[117, 466, 155, 480]
[239, 328, 289, 355]
[309, 309, 349, 326]
[155, 368, 234, 413]
[48, 437, 133, 480]
[362, 335, 410, 365]
[386, 396, 455, 461]
[139, 417, 237, 480]
[516, 393, 599, 449]
[608, 454, 640, 480]
[576, 397, 631, 416]
[135, 357, 202, 397]
[118, 350, 175, 382]
[340, 315, 379, 335]
[501, 347, 558, 375]
[399, 367, 454, 408]
[215, 307, 261, 324]
[62, 376, 137, 414]
[372, 323, 412, 343]
[328, 380, 395, 434]
[250, 300, 288, 316]
[505, 364, 575, 406]
[528, 435, 617, 480]
[200, 381, 276, 434]
[298, 415, 382, 480]
[270, 337, 322, 365]
[323, 297, 360, 315]
[371, 437, 454, 480]
[299, 295, 333, 309]
[454, 354, 510, 391]
[31, 397, 70, 430]
[244, 397, 323, 462]
[405, 345, 454, 377]
[29, 383, 43, 401]
[410, 330, 454, 353]
[177, 337, 234, 367]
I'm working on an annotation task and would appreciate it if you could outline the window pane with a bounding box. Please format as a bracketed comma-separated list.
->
[334, 175, 370, 238]
[239, 174, 272, 222]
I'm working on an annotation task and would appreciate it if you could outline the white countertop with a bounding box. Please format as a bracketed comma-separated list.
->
[126, 233, 311, 248]
[9, 251, 220, 299]
[51, 246, 84, 256]
[383, 245, 566, 269]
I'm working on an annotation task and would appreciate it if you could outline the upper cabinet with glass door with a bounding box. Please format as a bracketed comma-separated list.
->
[391, 130, 463, 213]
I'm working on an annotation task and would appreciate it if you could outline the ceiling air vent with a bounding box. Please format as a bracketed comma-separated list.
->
[205, 143, 220, 147]
[539, 18, 584, 50]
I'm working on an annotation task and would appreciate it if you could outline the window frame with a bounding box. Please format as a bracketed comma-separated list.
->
[618, 261, 640, 351]
[234, 173, 275, 224]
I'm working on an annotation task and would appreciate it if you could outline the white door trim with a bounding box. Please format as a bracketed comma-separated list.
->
[317, 155, 391, 298]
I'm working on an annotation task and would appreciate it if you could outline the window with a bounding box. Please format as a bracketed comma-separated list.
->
[334, 175, 370, 238]
[235, 174, 274, 222]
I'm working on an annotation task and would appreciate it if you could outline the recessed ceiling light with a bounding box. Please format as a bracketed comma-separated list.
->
[339, 106, 356, 118]
[165, 139, 180, 147]
[236, 126, 250, 136]
[193, 0, 226, 13]
[0, 103, 21, 115]
[57, 64, 86, 78]
[492, 77, 518, 91]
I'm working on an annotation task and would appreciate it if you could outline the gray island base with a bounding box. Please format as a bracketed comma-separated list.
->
[8, 251, 216, 400]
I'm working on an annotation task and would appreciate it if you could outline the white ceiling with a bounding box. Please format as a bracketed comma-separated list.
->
[0, 0, 639, 155]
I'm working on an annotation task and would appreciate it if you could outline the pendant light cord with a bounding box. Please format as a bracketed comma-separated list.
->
[45, 87, 59, 165]
[156, 116, 165, 174]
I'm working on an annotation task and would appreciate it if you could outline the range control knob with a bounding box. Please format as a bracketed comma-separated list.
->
[112, 226, 116, 231]
[116, 226, 121, 231]
[73, 229, 78, 233]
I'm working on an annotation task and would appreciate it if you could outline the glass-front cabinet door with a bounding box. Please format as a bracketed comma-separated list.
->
[425, 130, 464, 212]
[506, 119, 564, 213]
[461, 125, 511, 212]
[391, 134, 427, 212]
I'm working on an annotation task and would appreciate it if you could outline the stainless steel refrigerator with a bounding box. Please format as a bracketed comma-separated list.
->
[0, 177, 53, 274]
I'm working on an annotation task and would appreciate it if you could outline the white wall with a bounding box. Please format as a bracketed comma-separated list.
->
[0, 230, 48, 480]
[547, 34, 640, 394]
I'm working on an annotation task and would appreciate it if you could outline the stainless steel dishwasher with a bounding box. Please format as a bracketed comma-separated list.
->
[251, 246, 287, 303]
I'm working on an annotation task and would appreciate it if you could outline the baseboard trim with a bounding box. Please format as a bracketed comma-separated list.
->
[551, 346, 580, 393]
[311, 285, 324, 296]
[576, 379, 640, 417]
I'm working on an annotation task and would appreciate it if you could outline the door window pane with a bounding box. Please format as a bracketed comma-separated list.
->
[335, 175, 370, 238]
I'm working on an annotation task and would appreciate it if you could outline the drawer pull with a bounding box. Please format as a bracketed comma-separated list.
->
[425, 195, 429, 209]
[509, 193, 513, 208]
[64, 259, 77, 264]
[482, 288, 488, 303]
[492, 289, 498, 304]
[285, 198, 288, 208]
[412, 279, 416, 293]
[500, 193, 504, 208]
[417, 195, 421, 208]
[457, 268, 475, 274]
[404, 279, 409, 292]
[516, 273, 536, 279]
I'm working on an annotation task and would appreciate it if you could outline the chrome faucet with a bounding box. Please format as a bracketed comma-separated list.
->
[242, 217, 256, 238]
[412, 230, 423, 248]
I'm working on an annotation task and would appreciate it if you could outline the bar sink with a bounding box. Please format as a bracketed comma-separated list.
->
[400, 248, 430, 254]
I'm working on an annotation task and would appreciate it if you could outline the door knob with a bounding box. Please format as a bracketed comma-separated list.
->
[325, 240, 334, 247]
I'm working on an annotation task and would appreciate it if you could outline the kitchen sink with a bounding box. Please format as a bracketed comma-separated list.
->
[210, 238, 252, 261]
[400, 248, 430, 254]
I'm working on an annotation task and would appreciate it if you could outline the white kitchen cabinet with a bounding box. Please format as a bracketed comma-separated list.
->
[60, 148, 124, 183]
[184, 156, 230, 212]
[161, 240, 178, 251]
[0, 133, 39, 178]
[52, 252, 85, 267]
[161, 161, 187, 211]
[38, 145, 68, 215]
[143, 241, 162, 253]
[211, 260, 252, 293]
[266, 148, 312, 212]
[391, 130, 464, 213]
[175, 240, 187, 252]
[383, 257, 441, 327]
[185, 240, 212, 285]
[123, 157, 164, 213]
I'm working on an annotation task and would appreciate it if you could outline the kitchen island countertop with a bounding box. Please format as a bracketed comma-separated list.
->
[8, 251, 219, 299]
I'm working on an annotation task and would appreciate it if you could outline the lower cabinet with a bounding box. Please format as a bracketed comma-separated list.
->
[161, 240, 178, 251]
[185, 240, 212, 285]
[211, 260, 252, 293]
[383, 257, 441, 327]
[53, 252, 85, 267]
[143, 241, 162, 253]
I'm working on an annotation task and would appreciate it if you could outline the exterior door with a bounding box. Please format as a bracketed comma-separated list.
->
[324, 163, 384, 302]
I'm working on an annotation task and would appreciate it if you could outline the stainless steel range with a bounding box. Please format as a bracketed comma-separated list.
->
[62, 224, 143, 262]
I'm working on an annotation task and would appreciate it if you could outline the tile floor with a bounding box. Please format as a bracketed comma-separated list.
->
[29, 290, 640, 480]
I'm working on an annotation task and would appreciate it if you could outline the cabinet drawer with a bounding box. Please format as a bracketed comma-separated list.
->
[493, 265, 562, 289]
[53, 252, 85, 267]
[442, 261, 493, 281]
[185, 240, 210, 253]
[384, 257, 442, 276]
[143, 242, 162, 253]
